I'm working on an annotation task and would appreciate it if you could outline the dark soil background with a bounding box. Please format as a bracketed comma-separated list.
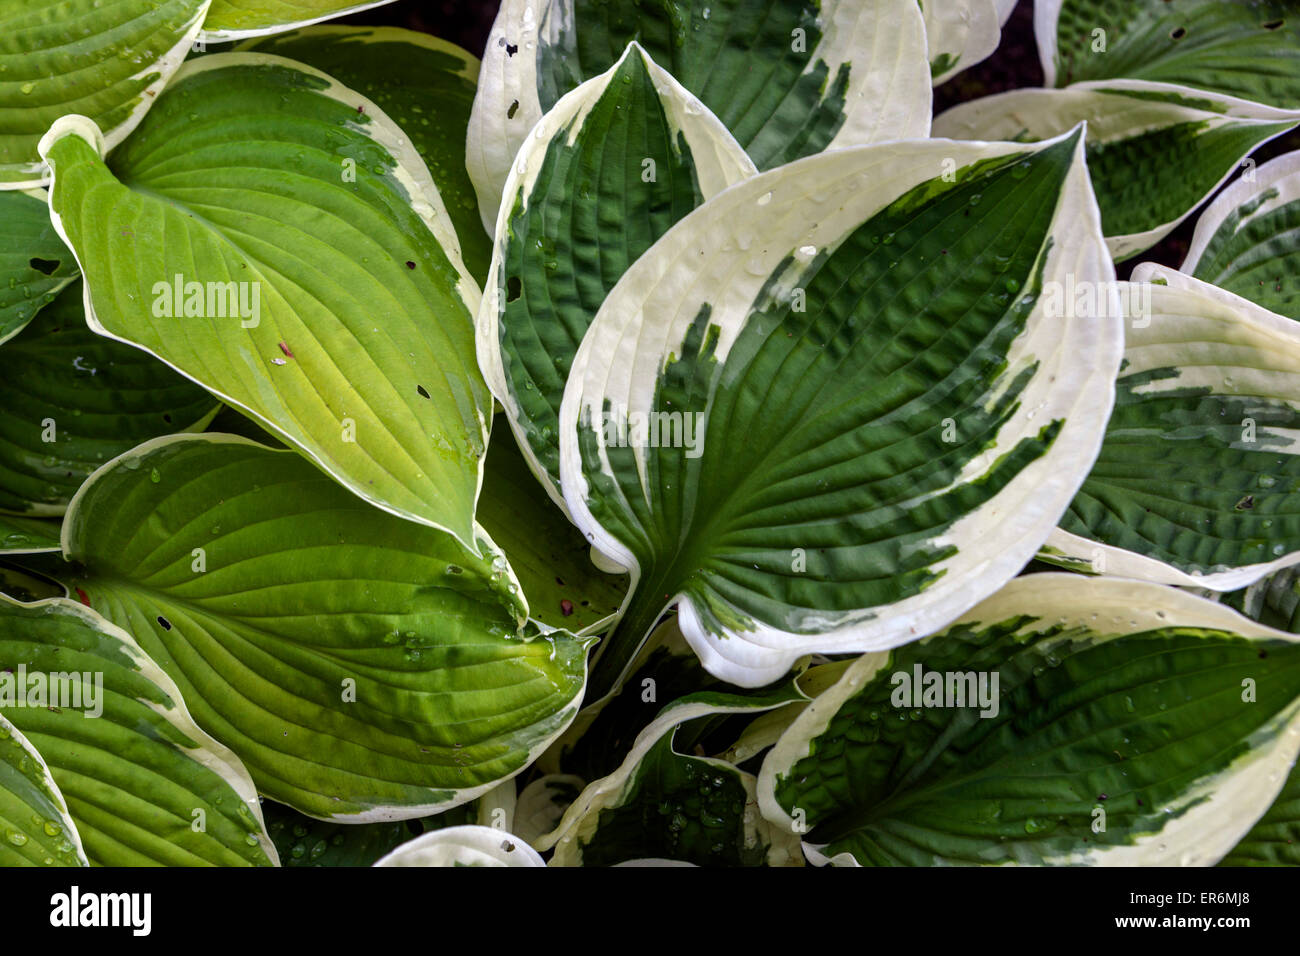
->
[349, 0, 1300, 278]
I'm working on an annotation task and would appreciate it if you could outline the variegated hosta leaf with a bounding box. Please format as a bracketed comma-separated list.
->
[0, 566, 64, 604]
[40, 54, 490, 549]
[758, 575, 1300, 867]
[0, 0, 208, 189]
[0, 283, 218, 516]
[1225, 565, 1300, 634]
[0, 516, 60, 555]
[263, 799, 476, 867]
[1220, 756, 1300, 866]
[560, 129, 1122, 692]
[477, 419, 628, 636]
[237, 26, 492, 284]
[1037, 0, 1300, 106]
[198, 0, 399, 42]
[467, 0, 932, 232]
[0, 712, 87, 867]
[923, 0, 1002, 84]
[537, 686, 806, 866]
[1046, 265, 1300, 590]
[1182, 148, 1300, 320]
[56, 434, 588, 820]
[478, 42, 756, 512]
[374, 825, 546, 867]
[514, 774, 584, 846]
[0, 596, 276, 865]
[0, 191, 78, 345]
[932, 80, 1300, 261]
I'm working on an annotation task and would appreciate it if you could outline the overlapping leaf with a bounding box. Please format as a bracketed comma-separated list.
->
[923, 0, 1002, 84]
[0, 712, 86, 867]
[56, 434, 588, 819]
[238, 26, 492, 283]
[199, 0, 400, 41]
[759, 575, 1300, 866]
[41, 54, 489, 547]
[467, 0, 932, 231]
[0, 282, 218, 515]
[0, 0, 208, 189]
[560, 129, 1121, 692]
[1046, 265, 1300, 589]
[374, 824, 546, 867]
[934, 81, 1300, 261]
[1039, 0, 1300, 106]
[478, 42, 756, 511]
[1183, 148, 1300, 320]
[0, 191, 78, 344]
[0, 516, 60, 555]
[0, 596, 276, 865]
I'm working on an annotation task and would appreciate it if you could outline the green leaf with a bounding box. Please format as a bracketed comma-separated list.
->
[262, 798, 475, 867]
[560, 130, 1121, 693]
[537, 683, 806, 866]
[478, 418, 628, 635]
[199, 0, 399, 41]
[467, 0, 931, 232]
[1039, 0, 1300, 107]
[40, 54, 491, 548]
[0, 0, 208, 188]
[0, 515, 60, 555]
[1220, 756, 1300, 866]
[0, 595, 276, 865]
[759, 574, 1300, 866]
[56, 433, 589, 819]
[0, 564, 64, 603]
[0, 282, 218, 515]
[478, 43, 756, 512]
[0, 191, 78, 345]
[1183, 148, 1300, 320]
[237, 26, 492, 284]
[375, 825, 546, 866]
[923, 0, 1002, 84]
[1048, 265, 1300, 589]
[0, 711, 87, 866]
[933, 80, 1300, 261]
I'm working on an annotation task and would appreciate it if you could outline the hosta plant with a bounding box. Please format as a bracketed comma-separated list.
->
[1, 0, 1300, 869]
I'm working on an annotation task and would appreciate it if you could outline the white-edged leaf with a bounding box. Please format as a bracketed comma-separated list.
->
[559, 129, 1121, 693]
[373, 824, 546, 867]
[758, 574, 1300, 866]
[198, 0, 399, 42]
[0, 711, 87, 867]
[933, 79, 1300, 260]
[923, 0, 1002, 84]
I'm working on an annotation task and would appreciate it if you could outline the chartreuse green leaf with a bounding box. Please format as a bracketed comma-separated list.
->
[759, 575, 1300, 867]
[40, 53, 490, 549]
[0, 191, 78, 345]
[559, 129, 1121, 694]
[536, 683, 806, 866]
[1182, 149, 1300, 320]
[0, 711, 87, 867]
[479, 43, 756, 513]
[1038, 0, 1300, 106]
[0, 596, 276, 865]
[0, 0, 208, 189]
[0, 515, 60, 555]
[199, 0, 399, 42]
[1046, 264, 1300, 590]
[468, 0, 932, 232]
[934, 81, 1300, 261]
[923, 0, 1002, 84]
[477, 419, 627, 636]
[0, 283, 218, 516]
[375, 824, 546, 867]
[56, 433, 589, 820]
[238, 26, 492, 284]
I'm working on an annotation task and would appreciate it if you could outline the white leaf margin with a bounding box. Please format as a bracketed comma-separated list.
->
[0, 594, 279, 865]
[0, 710, 89, 866]
[932, 79, 1300, 261]
[37, 51, 491, 553]
[1182, 148, 1300, 278]
[373, 824, 546, 867]
[197, 0, 400, 43]
[477, 41, 758, 516]
[466, 0, 932, 235]
[924, 0, 1002, 85]
[757, 574, 1300, 867]
[559, 127, 1123, 688]
[1044, 264, 1300, 590]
